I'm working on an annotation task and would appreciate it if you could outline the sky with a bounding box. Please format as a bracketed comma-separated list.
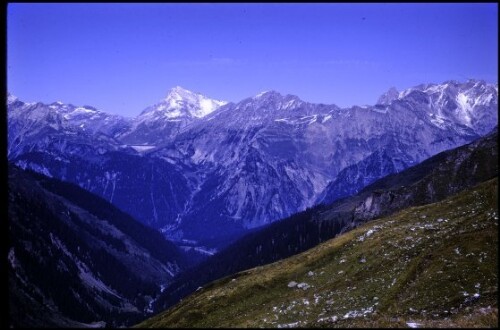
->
[7, 3, 498, 117]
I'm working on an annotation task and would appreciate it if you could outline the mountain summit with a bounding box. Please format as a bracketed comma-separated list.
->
[376, 87, 399, 105]
[8, 93, 19, 105]
[140, 86, 228, 119]
[117, 87, 228, 145]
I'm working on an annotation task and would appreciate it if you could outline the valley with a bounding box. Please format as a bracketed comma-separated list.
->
[7, 80, 498, 327]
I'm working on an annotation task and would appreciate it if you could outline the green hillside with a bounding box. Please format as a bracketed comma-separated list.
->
[137, 178, 498, 328]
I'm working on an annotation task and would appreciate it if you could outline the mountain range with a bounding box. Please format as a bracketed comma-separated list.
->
[7, 79, 498, 253]
[6, 79, 498, 327]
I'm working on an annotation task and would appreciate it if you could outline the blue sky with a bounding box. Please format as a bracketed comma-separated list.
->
[7, 3, 498, 117]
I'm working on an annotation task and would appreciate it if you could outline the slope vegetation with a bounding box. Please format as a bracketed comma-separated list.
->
[138, 177, 498, 328]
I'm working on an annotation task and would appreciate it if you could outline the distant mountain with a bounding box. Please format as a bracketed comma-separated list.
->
[317, 79, 498, 205]
[138, 176, 498, 328]
[397, 80, 497, 135]
[150, 80, 497, 248]
[151, 129, 498, 314]
[7, 80, 498, 252]
[7, 95, 132, 159]
[8, 165, 187, 327]
[117, 86, 228, 145]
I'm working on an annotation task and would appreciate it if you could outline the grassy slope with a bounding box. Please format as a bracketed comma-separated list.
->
[138, 178, 498, 328]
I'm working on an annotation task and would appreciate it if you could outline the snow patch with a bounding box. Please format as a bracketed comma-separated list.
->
[429, 113, 448, 129]
[358, 227, 378, 242]
[74, 107, 96, 113]
[372, 107, 389, 114]
[406, 322, 422, 328]
[8, 94, 19, 104]
[318, 315, 338, 323]
[197, 99, 220, 117]
[277, 321, 301, 328]
[322, 114, 332, 123]
[425, 84, 446, 95]
[193, 246, 217, 256]
[275, 118, 290, 123]
[130, 145, 156, 152]
[456, 93, 472, 125]
[343, 306, 375, 319]
[255, 91, 271, 98]
[165, 108, 182, 118]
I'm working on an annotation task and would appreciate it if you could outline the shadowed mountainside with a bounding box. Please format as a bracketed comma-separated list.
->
[8, 165, 187, 327]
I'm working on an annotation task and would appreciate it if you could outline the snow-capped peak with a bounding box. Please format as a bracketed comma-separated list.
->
[141, 87, 227, 119]
[166, 86, 198, 100]
[392, 80, 498, 131]
[253, 90, 283, 99]
[255, 90, 271, 98]
[7, 93, 19, 105]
